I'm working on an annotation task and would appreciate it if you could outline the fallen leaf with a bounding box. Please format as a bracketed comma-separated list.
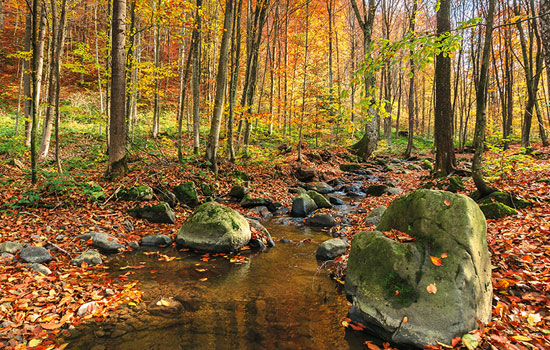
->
[426, 283, 437, 294]
[444, 200, 451, 206]
[199, 277, 208, 282]
[511, 335, 532, 342]
[430, 256, 443, 266]
[28, 338, 41, 347]
[441, 252, 448, 259]
[402, 316, 408, 324]
[462, 333, 479, 350]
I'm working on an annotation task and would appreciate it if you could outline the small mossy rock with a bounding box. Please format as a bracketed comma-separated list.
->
[421, 159, 433, 170]
[0, 241, 23, 254]
[289, 187, 307, 194]
[20, 246, 52, 264]
[174, 182, 199, 207]
[306, 190, 332, 209]
[295, 165, 318, 182]
[231, 170, 251, 182]
[240, 196, 272, 208]
[386, 187, 403, 196]
[479, 202, 517, 219]
[291, 194, 318, 217]
[365, 206, 387, 225]
[201, 183, 216, 197]
[306, 213, 336, 227]
[478, 191, 532, 209]
[365, 184, 389, 197]
[176, 202, 251, 253]
[154, 187, 177, 208]
[117, 186, 153, 201]
[316, 238, 348, 261]
[340, 163, 362, 172]
[447, 176, 465, 193]
[310, 182, 335, 194]
[229, 185, 249, 201]
[78, 232, 125, 253]
[128, 202, 175, 224]
[346, 189, 492, 349]
[71, 250, 102, 267]
[536, 178, 550, 183]
[141, 234, 172, 247]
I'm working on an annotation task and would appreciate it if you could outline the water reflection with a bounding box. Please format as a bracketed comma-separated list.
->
[66, 222, 369, 350]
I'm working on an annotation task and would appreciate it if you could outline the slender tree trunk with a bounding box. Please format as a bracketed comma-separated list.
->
[297, 0, 309, 162]
[27, 5, 46, 149]
[106, 0, 128, 179]
[54, 0, 67, 173]
[472, 0, 496, 197]
[206, 0, 235, 175]
[226, 0, 243, 163]
[540, 0, 550, 111]
[192, 0, 202, 155]
[30, 0, 39, 183]
[434, 0, 456, 176]
[23, 13, 31, 148]
[152, 0, 162, 138]
[404, 0, 417, 158]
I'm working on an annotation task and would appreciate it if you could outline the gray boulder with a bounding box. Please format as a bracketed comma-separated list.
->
[176, 202, 251, 252]
[316, 238, 348, 261]
[306, 214, 337, 227]
[290, 194, 318, 217]
[117, 186, 153, 201]
[306, 190, 332, 209]
[20, 246, 52, 264]
[141, 234, 172, 247]
[345, 189, 492, 348]
[78, 232, 125, 253]
[329, 196, 345, 205]
[0, 241, 23, 254]
[128, 202, 175, 224]
[71, 250, 103, 267]
[174, 182, 199, 207]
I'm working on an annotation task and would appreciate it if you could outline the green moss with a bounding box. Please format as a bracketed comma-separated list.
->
[421, 159, 433, 170]
[447, 176, 465, 193]
[306, 190, 332, 209]
[174, 181, 198, 206]
[118, 185, 153, 201]
[479, 202, 517, 219]
[340, 163, 362, 172]
[384, 272, 419, 307]
[478, 191, 532, 209]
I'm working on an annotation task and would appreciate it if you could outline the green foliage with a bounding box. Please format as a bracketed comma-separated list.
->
[0, 115, 26, 157]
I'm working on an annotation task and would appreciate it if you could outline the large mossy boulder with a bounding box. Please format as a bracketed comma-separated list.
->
[306, 190, 332, 209]
[176, 202, 251, 253]
[117, 186, 153, 201]
[345, 189, 492, 349]
[290, 193, 318, 217]
[174, 182, 199, 207]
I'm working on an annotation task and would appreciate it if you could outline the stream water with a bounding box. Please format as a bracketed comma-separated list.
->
[65, 218, 371, 350]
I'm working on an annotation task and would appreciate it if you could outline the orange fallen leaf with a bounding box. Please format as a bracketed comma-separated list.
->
[441, 252, 448, 259]
[444, 200, 451, 206]
[199, 277, 208, 282]
[430, 256, 443, 266]
[426, 283, 437, 294]
[402, 316, 408, 324]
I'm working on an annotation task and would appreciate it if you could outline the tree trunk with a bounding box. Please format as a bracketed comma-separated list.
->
[152, 0, 162, 138]
[30, 0, 39, 183]
[226, 0, 243, 163]
[106, 0, 128, 179]
[472, 0, 496, 197]
[192, 0, 202, 155]
[434, 0, 456, 176]
[297, 0, 309, 162]
[206, 0, 235, 175]
[404, 0, 417, 158]
[541, 0, 550, 114]
[349, 0, 378, 160]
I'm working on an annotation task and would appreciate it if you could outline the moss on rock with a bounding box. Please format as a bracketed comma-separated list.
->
[479, 202, 517, 219]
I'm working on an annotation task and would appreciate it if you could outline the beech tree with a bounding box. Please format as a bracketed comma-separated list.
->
[433, 0, 455, 176]
[106, 0, 128, 179]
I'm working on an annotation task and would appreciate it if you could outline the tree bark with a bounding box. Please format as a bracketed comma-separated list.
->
[297, 0, 310, 162]
[349, 0, 378, 160]
[106, 0, 128, 179]
[433, 0, 456, 176]
[192, 0, 202, 155]
[206, 0, 235, 175]
[226, 0, 243, 163]
[472, 0, 496, 197]
[404, 0, 417, 158]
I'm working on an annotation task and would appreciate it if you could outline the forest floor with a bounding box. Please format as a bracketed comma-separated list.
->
[0, 134, 549, 350]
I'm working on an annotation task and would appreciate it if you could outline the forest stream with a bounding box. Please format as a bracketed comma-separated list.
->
[63, 201, 371, 350]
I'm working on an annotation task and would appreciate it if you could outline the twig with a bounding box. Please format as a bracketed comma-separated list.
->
[46, 240, 73, 257]
[19, 211, 41, 219]
[101, 186, 122, 206]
